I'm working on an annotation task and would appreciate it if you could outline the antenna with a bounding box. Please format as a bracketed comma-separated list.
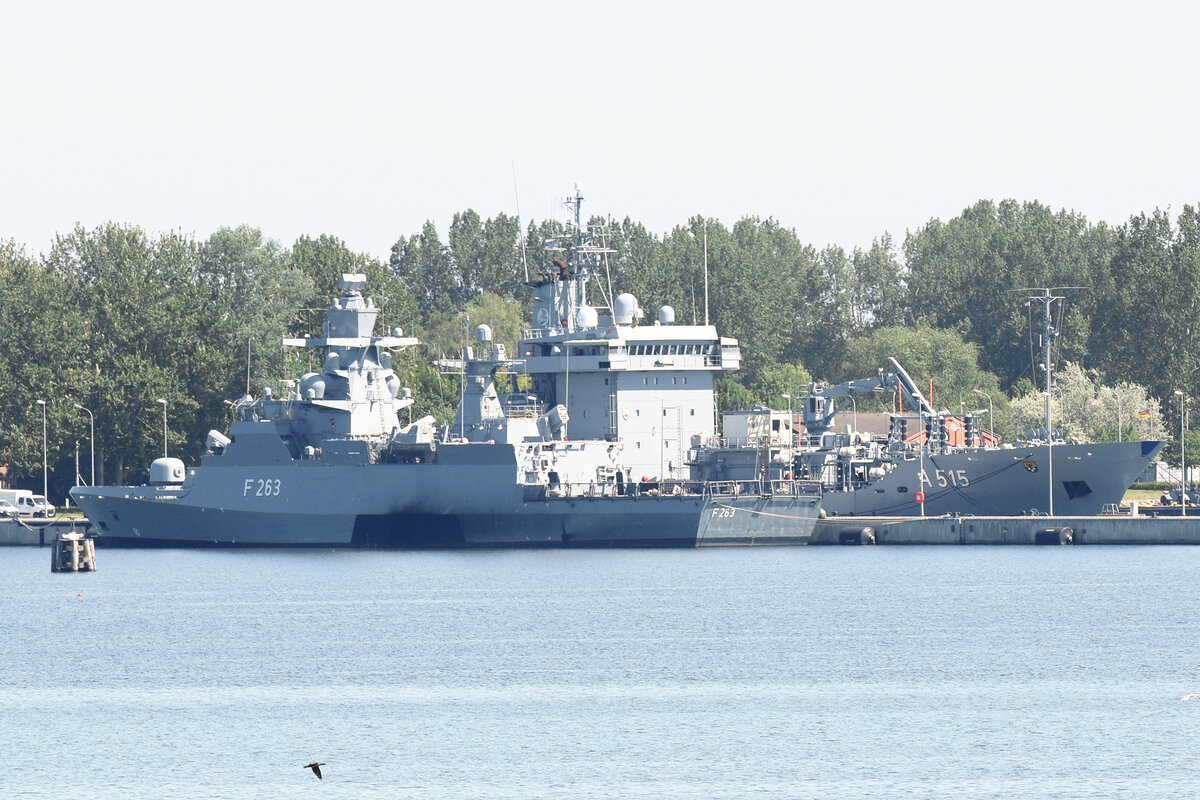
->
[703, 222, 709, 326]
[512, 162, 529, 282]
[246, 333, 251, 395]
[1010, 285, 1085, 515]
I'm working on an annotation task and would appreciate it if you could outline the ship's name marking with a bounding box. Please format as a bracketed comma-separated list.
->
[244, 478, 282, 497]
[919, 469, 970, 489]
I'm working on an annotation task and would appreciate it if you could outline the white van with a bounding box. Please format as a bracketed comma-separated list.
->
[0, 489, 54, 517]
[29, 495, 55, 517]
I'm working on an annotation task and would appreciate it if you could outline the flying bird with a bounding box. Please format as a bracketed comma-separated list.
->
[304, 761, 327, 779]
[1181, 694, 1200, 702]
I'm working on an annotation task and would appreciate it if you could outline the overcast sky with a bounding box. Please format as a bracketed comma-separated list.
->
[3, 0, 1197, 262]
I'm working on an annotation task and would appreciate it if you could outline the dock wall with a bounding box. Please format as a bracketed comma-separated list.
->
[0, 519, 92, 546]
[813, 516, 1200, 545]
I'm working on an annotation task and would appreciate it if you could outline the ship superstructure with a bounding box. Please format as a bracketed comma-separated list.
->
[70, 185, 820, 547]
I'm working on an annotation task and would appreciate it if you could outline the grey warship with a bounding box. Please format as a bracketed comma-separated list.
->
[691, 289, 1164, 517]
[70, 186, 820, 547]
[691, 357, 1162, 517]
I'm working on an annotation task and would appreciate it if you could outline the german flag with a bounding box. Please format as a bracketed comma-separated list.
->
[1138, 410, 1151, 419]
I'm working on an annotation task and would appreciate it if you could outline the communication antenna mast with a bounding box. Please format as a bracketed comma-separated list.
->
[703, 222, 709, 326]
[511, 162, 529, 282]
[1013, 285, 1085, 515]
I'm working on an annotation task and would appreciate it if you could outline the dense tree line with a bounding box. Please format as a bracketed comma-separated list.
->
[3, 198, 1199, 503]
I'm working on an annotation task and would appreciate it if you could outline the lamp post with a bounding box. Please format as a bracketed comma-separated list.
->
[1176, 390, 1186, 515]
[1116, 390, 1123, 443]
[36, 399, 47, 503]
[971, 388, 993, 442]
[73, 403, 94, 487]
[653, 394, 665, 482]
[157, 398, 168, 458]
[918, 410, 927, 517]
[1044, 390, 1054, 515]
[781, 393, 792, 447]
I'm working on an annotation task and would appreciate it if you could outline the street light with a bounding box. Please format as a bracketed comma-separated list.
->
[36, 399, 47, 504]
[781, 393, 792, 447]
[73, 403, 94, 487]
[918, 410, 928, 517]
[157, 398, 168, 459]
[1044, 390, 1054, 516]
[971, 388, 993, 442]
[1116, 390, 1123, 443]
[1176, 390, 1186, 516]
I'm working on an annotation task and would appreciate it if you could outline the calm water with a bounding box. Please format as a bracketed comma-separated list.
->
[4, 545, 1200, 799]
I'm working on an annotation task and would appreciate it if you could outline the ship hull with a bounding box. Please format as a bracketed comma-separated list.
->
[70, 459, 820, 548]
[817, 440, 1161, 517]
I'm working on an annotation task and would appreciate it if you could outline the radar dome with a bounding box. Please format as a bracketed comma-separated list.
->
[300, 373, 326, 400]
[614, 293, 638, 325]
[658, 306, 675, 325]
[576, 305, 598, 329]
[475, 324, 493, 343]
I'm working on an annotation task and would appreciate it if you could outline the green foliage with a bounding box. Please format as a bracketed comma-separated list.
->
[199, 226, 313, 394]
[716, 377, 755, 417]
[842, 326, 1002, 412]
[1007, 362, 1161, 445]
[903, 199, 1115, 388]
[748, 363, 813, 410]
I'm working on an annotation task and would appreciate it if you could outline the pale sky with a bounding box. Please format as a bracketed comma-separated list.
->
[3, 0, 1197, 262]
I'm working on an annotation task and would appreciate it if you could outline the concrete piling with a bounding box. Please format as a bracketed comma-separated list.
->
[51, 531, 96, 572]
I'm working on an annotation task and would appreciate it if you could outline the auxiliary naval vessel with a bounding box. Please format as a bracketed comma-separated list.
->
[691, 289, 1164, 517]
[70, 186, 821, 547]
[691, 357, 1162, 517]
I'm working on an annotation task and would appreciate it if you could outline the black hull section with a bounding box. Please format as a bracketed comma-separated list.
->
[350, 507, 708, 549]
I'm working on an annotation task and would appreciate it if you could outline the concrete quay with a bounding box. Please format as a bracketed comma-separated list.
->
[0, 518, 92, 547]
[813, 514, 1200, 545]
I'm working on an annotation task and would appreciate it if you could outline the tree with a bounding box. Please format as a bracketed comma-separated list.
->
[46, 224, 224, 484]
[1091, 207, 1200, 412]
[199, 226, 313, 395]
[903, 199, 1114, 389]
[748, 363, 813, 410]
[716, 377, 755, 418]
[850, 234, 907, 330]
[389, 222, 456, 328]
[842, 326, 1003, 415]
[1007, 361, 1163, 446]
[0, 241, 91, 498]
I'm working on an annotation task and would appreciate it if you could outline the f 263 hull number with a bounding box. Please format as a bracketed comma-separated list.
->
[244, 478, 282, 497]
[919, 469, 970, 488]
[710, 507, 736, 518]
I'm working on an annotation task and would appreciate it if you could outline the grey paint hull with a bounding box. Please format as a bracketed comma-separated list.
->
[818, 440, 1158, 517]
[71, 458, 820, 548]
